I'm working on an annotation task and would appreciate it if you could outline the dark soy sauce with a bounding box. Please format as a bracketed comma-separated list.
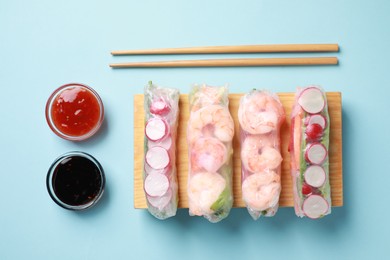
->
[51, 155, 103, 206]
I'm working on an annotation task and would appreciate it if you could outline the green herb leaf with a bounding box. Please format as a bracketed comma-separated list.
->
[210, 187, 230, 216]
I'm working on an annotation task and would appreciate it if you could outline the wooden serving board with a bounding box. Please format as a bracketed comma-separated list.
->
[134, 93, 343, 208]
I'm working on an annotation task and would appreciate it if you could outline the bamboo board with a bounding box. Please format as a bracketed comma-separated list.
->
[134, 93, 343, 208]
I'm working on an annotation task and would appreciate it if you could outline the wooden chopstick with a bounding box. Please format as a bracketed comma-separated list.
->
[111, 44, 339, 55]
[109, 57, 338, 68]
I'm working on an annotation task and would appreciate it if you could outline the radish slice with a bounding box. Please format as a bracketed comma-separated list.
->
[144, 161, 168, 175]
[150, 99, 170, 116]
[144, 173, 170, 197]
[147, 189, 172, 210]
[146, 146, 170, 170]
[298, 87, 325, 114]
[148, 136, 172, 150]
[145, 118, 168, 142]
[304, 165, 326, 187]
[306, 114, 327, 128]
[305, 143, 327, 165]
[303, 195, 329, 219]
[305, 123, 323, 141]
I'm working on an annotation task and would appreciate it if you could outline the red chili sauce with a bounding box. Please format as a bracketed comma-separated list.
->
[51, 86, 101, 137]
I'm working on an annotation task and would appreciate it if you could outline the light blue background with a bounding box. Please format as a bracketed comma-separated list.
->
[1, 0, 389, 259]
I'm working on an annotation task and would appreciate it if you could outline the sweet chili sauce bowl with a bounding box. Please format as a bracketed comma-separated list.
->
[45, 83, 104, 141]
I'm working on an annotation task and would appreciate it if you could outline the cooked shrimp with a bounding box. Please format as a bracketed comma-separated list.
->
[188, 105, 234, 144]
[188, 172, 226, 216]
[190, 137, 227, 173]
[242, 171, 281, 211]
[238, 91, 284, 134]
[189, 84, 226, 112]
[241, 135, 282, 173]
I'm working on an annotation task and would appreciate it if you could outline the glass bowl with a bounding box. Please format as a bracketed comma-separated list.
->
[45, 83, 104, 141]
[46, 151, 105, 211]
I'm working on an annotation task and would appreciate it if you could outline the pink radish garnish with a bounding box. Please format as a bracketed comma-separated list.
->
[304, 165, 326, 188]
[146, 146, 170, 170]
[148, 136, 172, 150]
[144, 161, 168, 175]
[305, 114, 327, 128]
[298, 87, 325, 114]
[305, 143, 327, 165]
[147, 189, 172, 210]
[302, 183, 313, 196]
[144, 173, 170, 197]
[150, 99, 170, 116]
[145, 118, 168, 142]
[302, 195, 329, 219]
[305, 123, 323, 141]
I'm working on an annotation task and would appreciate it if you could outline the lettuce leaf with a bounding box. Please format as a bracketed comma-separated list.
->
[210, 187, 230, 217]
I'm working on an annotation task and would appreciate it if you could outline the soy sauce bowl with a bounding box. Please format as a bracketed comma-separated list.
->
[46, 152, 105, 211]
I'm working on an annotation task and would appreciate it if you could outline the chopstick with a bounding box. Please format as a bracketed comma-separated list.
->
[111, 44, 339, 55]
[109, 57, 338, 68]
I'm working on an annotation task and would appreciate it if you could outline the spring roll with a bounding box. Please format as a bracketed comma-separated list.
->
[143, 82, 179, 219]
[289, 85, 331, 219]
[238, 90, 285, 219]
[187, 84, 234, 223]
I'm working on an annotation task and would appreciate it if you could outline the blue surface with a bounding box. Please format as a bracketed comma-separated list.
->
[1, 0, 389, 259]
